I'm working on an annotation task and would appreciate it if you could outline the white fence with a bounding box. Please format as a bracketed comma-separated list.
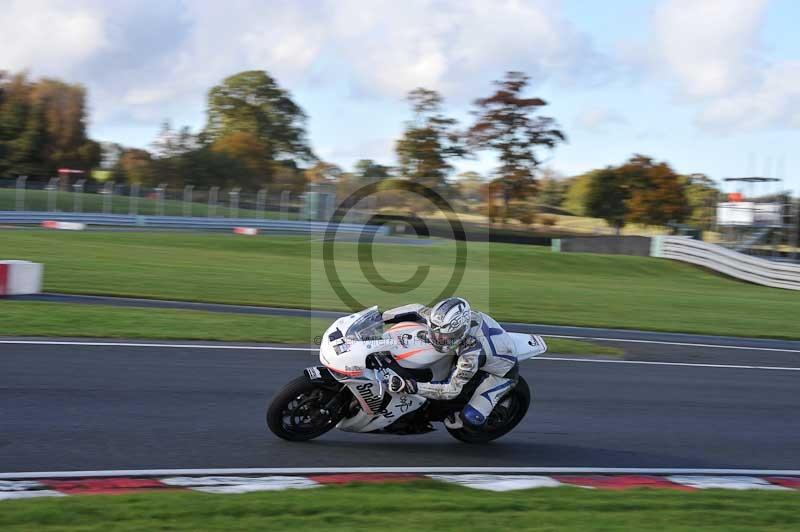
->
[651, 236, 800, 291]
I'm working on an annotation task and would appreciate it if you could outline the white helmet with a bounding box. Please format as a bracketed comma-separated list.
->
[427, 297, 471, 352]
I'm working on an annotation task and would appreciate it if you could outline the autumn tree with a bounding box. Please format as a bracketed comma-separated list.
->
[467, 71, 565, 212]
[396, 88, 465, 189]
[0, 71, 99, 177]
[583, 155, 690, 233]
[118, 148, 155, 185]
[204, 70, 315, 182]
[211, 130, 272, 189]
[621, 155, 689, 227]
[585, 166, 630, 234]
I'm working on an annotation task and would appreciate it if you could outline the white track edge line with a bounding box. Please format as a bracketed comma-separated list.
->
[0, 340, 314, 351]
[544, 334, 800, 353]
[3, 336, 799, 353]
[2, 467, 799, 480]
[537, 356, 800, 371]
[3, 340, 800, 371]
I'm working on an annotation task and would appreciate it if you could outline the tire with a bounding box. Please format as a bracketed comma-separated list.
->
[266, 376, 343, 442]
[446, 376, 531, 444]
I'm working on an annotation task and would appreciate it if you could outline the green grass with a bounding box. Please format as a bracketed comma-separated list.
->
[0, 301, 327, 343]
[544, 338, 624, 357]
[0, 301, 619, 356]
[0, 187, 291, 218]
[2, 230, 798, 339]
[1, 482, 798, 531]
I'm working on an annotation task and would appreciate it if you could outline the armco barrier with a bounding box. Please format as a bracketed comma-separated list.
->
[0, 211, 387, 236]
[651, 236, 800, 291]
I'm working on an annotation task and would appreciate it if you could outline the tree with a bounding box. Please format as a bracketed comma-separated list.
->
[204, 70, 315, 181]
[304, 161, 342, 183]
[467, 71, 565, 212]
[211, 131, 271, 189]
[353, 159, 391, 182]
[118, 148, 155, 185]
[454, 171, 484, 202]
[0, 72, 99, 177]
[395, 88, 465, 189]
[682, 173, 720, 230]
[585, 166, 630, 234]
[538, 168, 568, 207]
[621, 155, 689, 227]
[563, 171, 597, 216]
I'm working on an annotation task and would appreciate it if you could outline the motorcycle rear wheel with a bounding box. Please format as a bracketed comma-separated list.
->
[446, 376, 531, 444]
[266, 376, 343, 441]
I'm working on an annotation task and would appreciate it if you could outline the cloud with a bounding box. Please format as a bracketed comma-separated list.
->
[644, 0, 800, 131]
[575, 107, 628, 131]
[328, 0, 608, 99]
[651, 0, 768, 98]
[697, 60, 800, 130]
[0, 0, 109, 75]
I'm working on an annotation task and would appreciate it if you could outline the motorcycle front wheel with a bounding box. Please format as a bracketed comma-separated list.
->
[266, 376, 344, 442]
[446, 375, 531, 444]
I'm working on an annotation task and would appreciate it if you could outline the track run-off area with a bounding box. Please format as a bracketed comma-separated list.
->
[1, 328, 799, 474]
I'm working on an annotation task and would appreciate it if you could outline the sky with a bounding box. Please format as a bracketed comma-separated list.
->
[2, 0, 799, 194]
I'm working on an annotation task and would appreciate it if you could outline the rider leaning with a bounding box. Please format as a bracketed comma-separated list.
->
[383, 297, 518, 428]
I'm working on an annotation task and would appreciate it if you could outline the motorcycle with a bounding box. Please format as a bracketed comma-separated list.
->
[266, 306, 547, 443]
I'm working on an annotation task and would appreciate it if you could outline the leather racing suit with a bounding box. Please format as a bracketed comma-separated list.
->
[382, 304, 518, 426]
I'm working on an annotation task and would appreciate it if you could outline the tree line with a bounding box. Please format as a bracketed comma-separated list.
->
[1, 68, 719, 230]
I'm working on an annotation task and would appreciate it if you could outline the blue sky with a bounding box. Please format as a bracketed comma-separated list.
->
[3, 0, 799, 194]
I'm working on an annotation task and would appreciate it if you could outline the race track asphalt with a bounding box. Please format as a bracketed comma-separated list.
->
[1, 340, 798, 473]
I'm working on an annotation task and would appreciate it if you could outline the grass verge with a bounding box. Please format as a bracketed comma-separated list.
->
[4, 230, 798, 339]
[0, 301, 620, 356]
[0, 301, 327, 343]
[1, 482, 798, 531]
[544, 338, 624, 358]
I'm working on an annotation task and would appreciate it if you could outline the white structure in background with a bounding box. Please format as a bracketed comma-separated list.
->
[0, 261, 44, 296]
[717, 202, 782, 226]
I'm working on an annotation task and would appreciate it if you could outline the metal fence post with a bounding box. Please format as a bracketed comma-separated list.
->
[129, 183, 139, 215]
[156, 183, 166, 216]
[46, 177, 59, 212]
[229, 188, 240, 218]
[280, 190, 290, 220]
[256, 188, 266, 219]
[183, 185, 194, 217]
[72, 179, 86, 212]
[209, 186, 219, 217]
[102, 181, 114, 214]
[15, 176, 28, 211]
[792, 200, 799, 263]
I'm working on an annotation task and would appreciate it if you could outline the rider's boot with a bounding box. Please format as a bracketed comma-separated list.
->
[444, 411, 463, 429]
[461, 375, 514, 426]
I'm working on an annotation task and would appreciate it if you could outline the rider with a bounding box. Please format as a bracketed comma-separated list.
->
[382, 297, 518, 428]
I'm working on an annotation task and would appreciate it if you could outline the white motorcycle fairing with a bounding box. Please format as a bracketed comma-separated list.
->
[317, 307, 547, 433]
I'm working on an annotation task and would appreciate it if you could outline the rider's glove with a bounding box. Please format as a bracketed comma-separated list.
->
[387, 374, 418, 394]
